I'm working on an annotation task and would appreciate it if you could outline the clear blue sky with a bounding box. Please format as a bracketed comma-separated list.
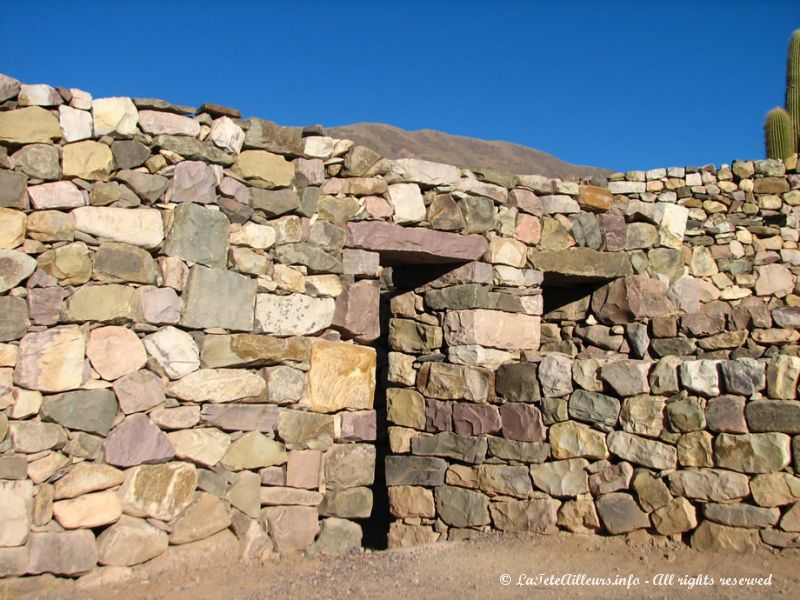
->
[1, 0, 797, 172]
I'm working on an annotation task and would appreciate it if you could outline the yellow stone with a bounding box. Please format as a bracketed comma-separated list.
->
[62, 140, 114, 180]
[234, 150, 295, 187]
[0, 208, 26, 249]
[308, 340, 376, 413]
[0, 106, 61, 144]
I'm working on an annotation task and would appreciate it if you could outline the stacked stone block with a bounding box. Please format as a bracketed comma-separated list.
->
[1, 70, 800, 580]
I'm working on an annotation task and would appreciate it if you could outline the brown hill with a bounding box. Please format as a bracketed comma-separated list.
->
[327, 122, 609, 180]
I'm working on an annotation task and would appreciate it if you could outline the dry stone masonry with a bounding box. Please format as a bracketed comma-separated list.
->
[0, 72, 799, 581]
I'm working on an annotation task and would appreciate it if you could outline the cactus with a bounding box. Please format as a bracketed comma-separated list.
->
[765, 107, 795, 159]
[787, 29, 800, 148]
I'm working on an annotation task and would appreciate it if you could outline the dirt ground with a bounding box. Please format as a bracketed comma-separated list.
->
[4, 531, 798, 600]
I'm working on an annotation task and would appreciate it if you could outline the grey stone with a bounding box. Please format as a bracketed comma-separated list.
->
[180, 266, 256, 332]
[111, 140, 150, 170]
[412, 431, 487, 463]
[164, 203, 229, 268]
[310, 518, 362, 555]
[153, 134, 234, 166]
[12, 144, 60, 180]
[323, 444, 375, 489]
[318, 487, 373, 519]
[486, 437, 550, 463]
[704, 503, 780, 529]
[746, 400, 800, 434]
[93, 242, 158, 284]
[495, 362, 540, 403]
[595, 493, 650, 534]
[720, 358, 765, 395]
[201, 404, 278, 432]
[385, 456, 448, 486]
[40, 389, 118, 436]
[0, 170, 28, 209]
[114, 170, 169, 203]
[26, 530, 97, 576]
[435, 485, 490, 527]
[0, 296, 29, 341]
[568, 389, 620, 432]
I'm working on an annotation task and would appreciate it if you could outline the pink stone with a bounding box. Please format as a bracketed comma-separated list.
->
[137, 110, 199, 137]
[515, 213, 541, 245]
[500, 403, 545, 442]
[347, 221, 487, 264]
[331, 280, 380, 343]
[443, 309, 540, 351]
[295, 158, 325, 186]
[339, 410, 377, 442]
[27, 287, 65, 326]
[166, 160, 217, 204]
[453, 403, 502, 436]
[755, 264, 794, 297]
[103, 413, 175, 468]
[27, 181, 85, 210]
[508, 189, 543, 215]
[135, 286, 181, 324]
[286, 450, 322, 489]
[113, 369, 166, 414]
[598, 213, 627, 251]
[364, 196, 394, 219]
[13, 325, 85, 392]
[87, 326, 147, 381]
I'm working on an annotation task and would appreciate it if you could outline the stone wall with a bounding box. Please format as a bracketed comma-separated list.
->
[0, 71, 799, 580]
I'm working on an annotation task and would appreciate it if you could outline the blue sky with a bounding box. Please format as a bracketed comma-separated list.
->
[1, 0, 797, 172]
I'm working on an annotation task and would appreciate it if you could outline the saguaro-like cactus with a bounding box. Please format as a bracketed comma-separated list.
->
[787, 29, 800, 148]
[765, 107, 795, 159]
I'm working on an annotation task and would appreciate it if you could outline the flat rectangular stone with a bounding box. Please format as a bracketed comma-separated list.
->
[346, 221, 487, 264]
[201, 404, 278, 432]
[444, 309, 540, 351]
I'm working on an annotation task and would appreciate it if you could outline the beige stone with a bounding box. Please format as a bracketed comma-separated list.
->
[444, 309, 540, 351]
[388, 485, 435, 518]
[0, 106, 61, 144]
[97, 515, 168, 566]
[92, 97, 138, 136]
[170, 492, 232, 545]
[87, 326, 147, 381]
[221, 431, 287, 471]
[13, 326, 85, 392]
[652, 497, 697, 535]
[691, 521, 760, 552]
[72, 206, 165, 249]
[0, 208, 26, 248]
[120, 462, 197, 521]
[0, 480, 33, 546]
[308, 340, 376, 413]
[53, 490, 122, 529]
[235, 150, 295, 187]
[62, 141, 114, 180]
[54, 463, 124, 500]
[167, 428, 230, 467]
[167, 369, 266, 403]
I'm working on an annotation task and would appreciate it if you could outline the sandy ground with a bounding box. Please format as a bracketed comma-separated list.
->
[4, 532, 799, 600]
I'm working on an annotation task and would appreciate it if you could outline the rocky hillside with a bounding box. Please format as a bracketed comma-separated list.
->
[328, 122, 609, 180]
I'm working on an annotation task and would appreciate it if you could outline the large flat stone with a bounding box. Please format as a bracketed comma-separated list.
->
[255, 293, 335, 336]
[26, 530, 97, 576]
[346, 221, 488, 264]
[40, 389, 118, 436]
[163, 203, 229, 268]
[443, 309, 540, 351]
[72, 207, 164, 249]
[0, 106, 61, 144]
[528, 248, 633, 286]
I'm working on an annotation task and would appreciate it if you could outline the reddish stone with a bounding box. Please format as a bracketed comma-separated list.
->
[514, 213, 541, 245]
[452, 403, 501, 436]
[26, 287, 65, 326]
[339, 410, 377, 441]
[331, 280, 379, 343]
[598, 214, 627, 251]
[346, 221, 487, 264]
[103, 413, 175, 468]
[592, 275, 676, 325]
[286, 450, 322, 489]
[425, 399, 453, 432]
[499, 403, 545, 442]
[113, 369, 165, 414]
[706, 396, 748, 434]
